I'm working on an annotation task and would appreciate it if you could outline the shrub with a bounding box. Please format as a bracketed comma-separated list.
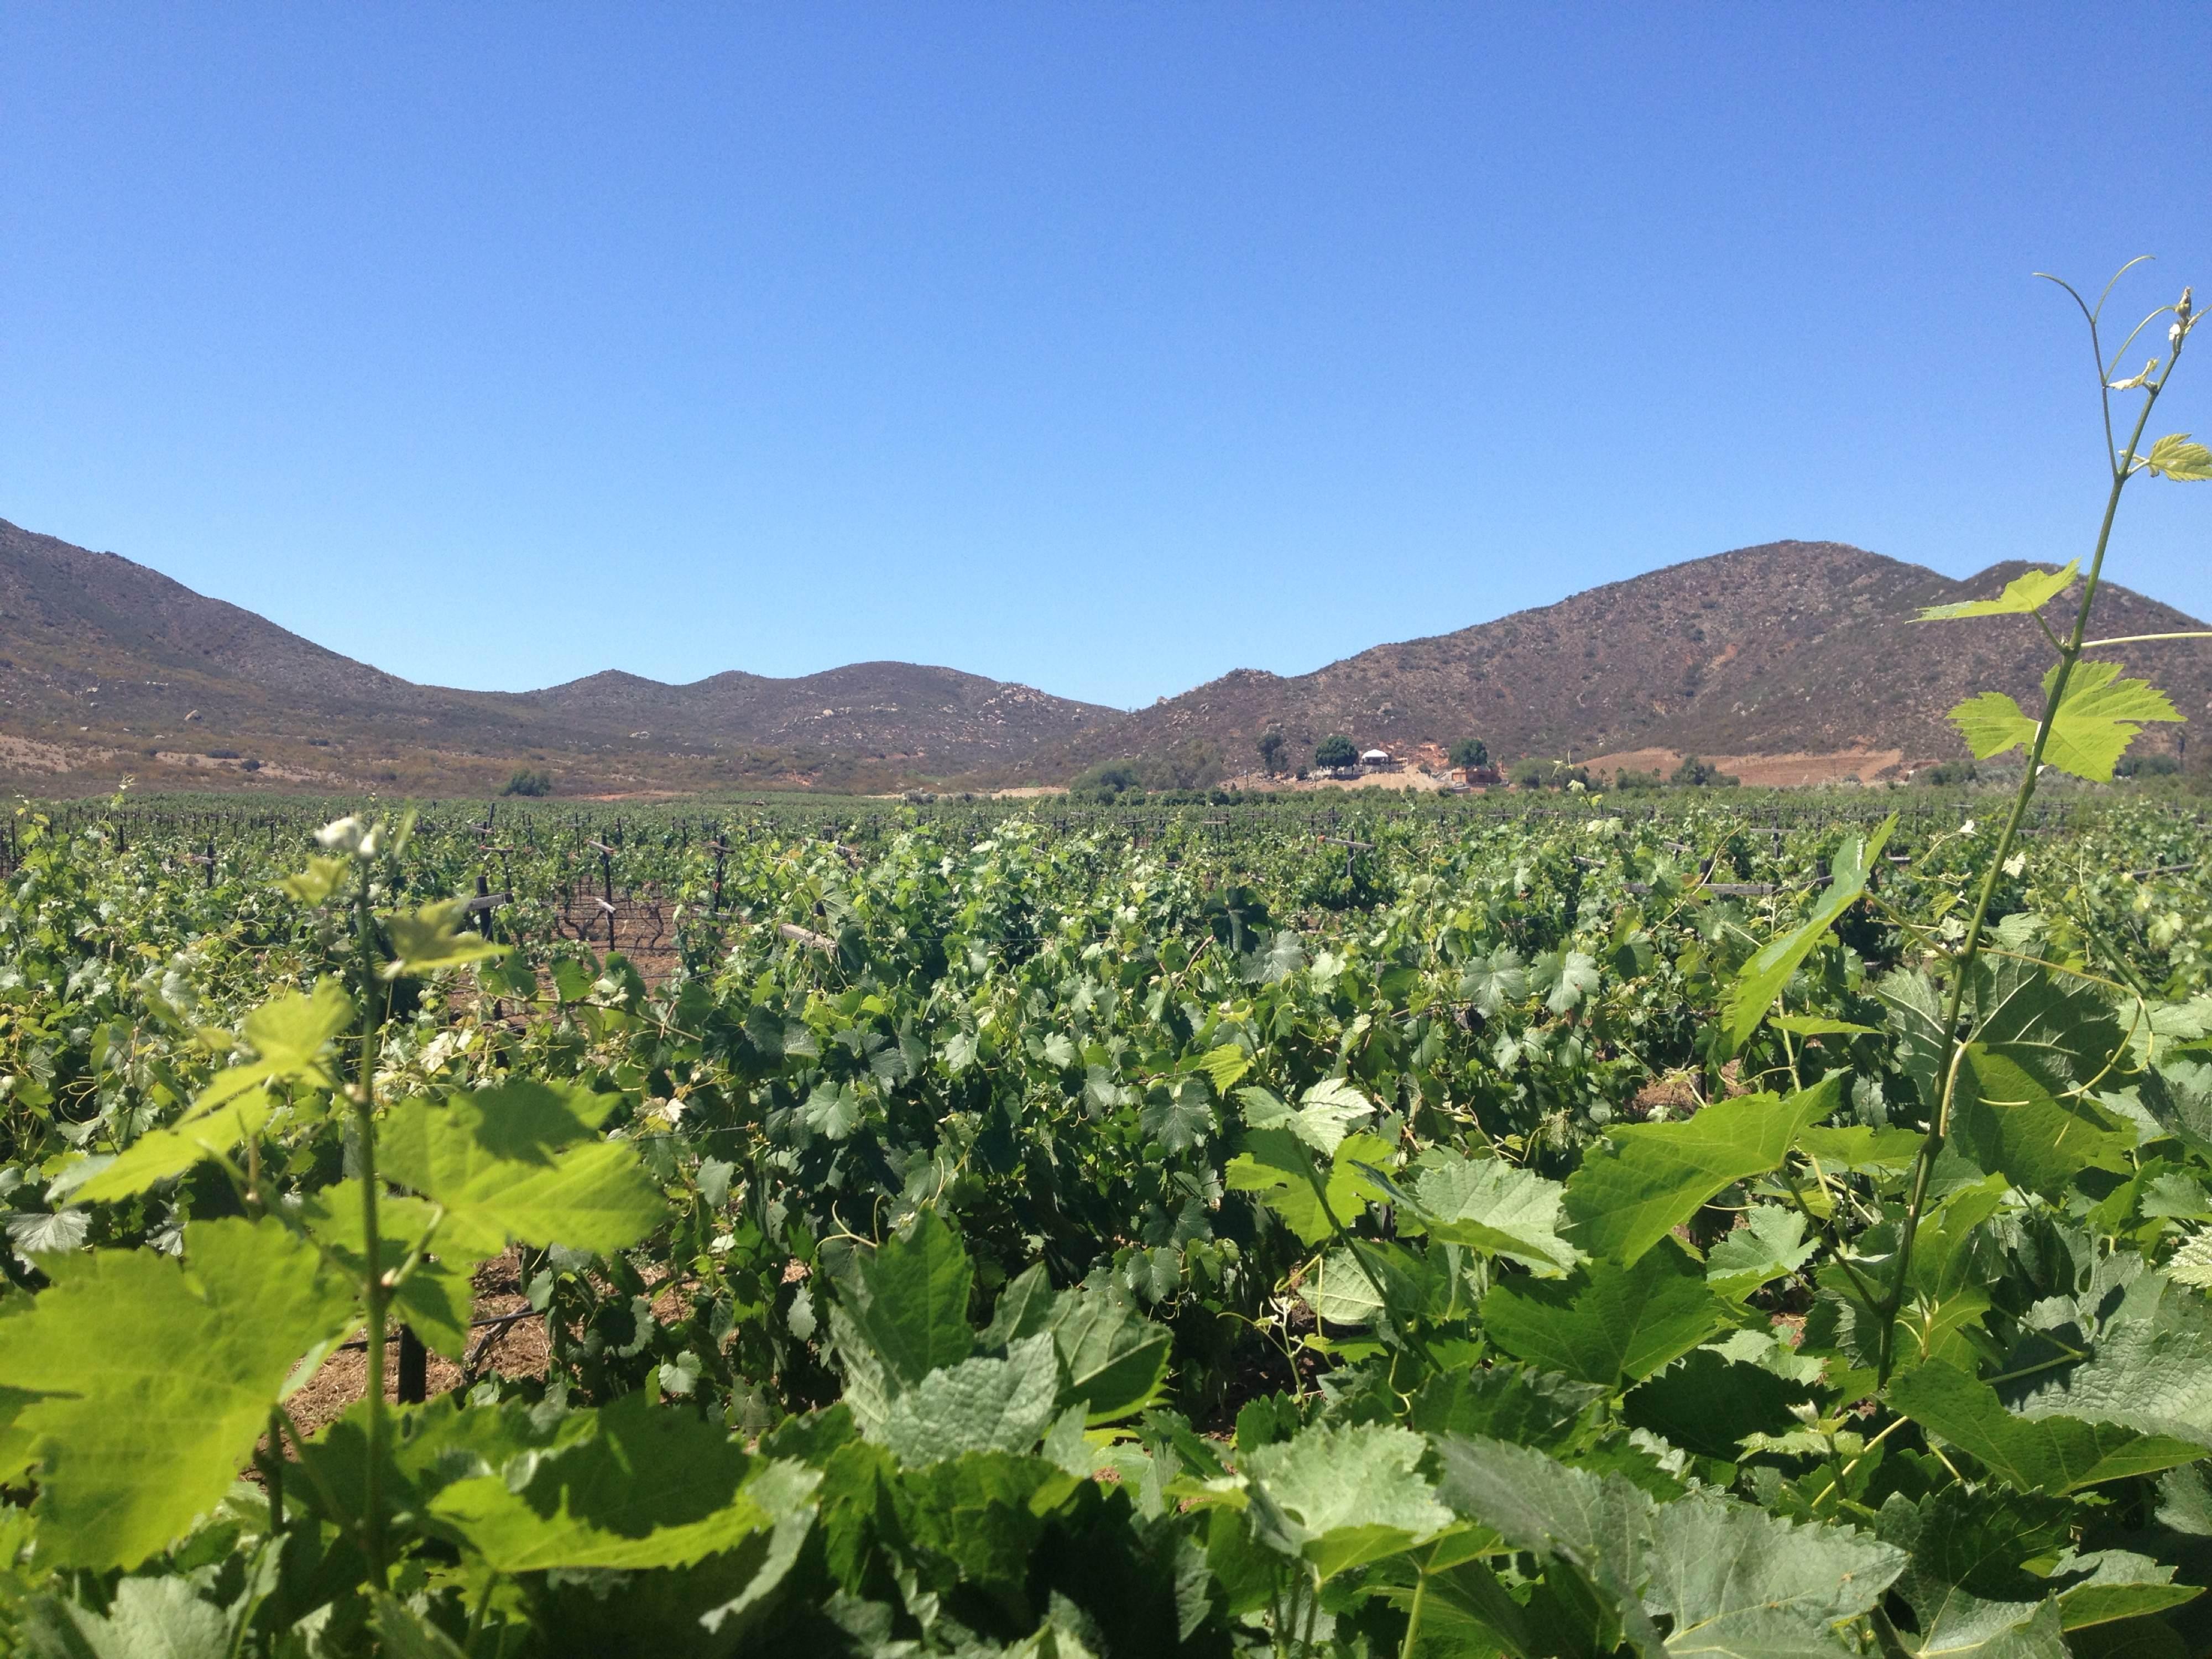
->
[1512, 758, 1591, 790]
[502, 768, 553, 797]
[1669, 754, 1739, 787]
[1919, 758, 1979, 786]
[2116, 752, 2181, 778]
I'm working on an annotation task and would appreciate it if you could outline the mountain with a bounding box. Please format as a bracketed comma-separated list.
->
[1007, 540, 2212, 784]
[4, 520, 2206, 797]
[0, 518, 1113, 795]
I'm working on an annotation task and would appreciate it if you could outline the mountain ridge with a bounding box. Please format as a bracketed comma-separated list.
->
[3, 518, 2206, 795]
[1006, 539, 2212, 784]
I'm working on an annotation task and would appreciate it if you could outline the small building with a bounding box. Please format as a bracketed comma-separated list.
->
[1360, 748, 1395, 770]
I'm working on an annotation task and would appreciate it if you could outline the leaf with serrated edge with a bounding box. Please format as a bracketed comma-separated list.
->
[843, 1207, 976, 1390]
[1722, 820, 1895, 1048]
[2146, 433, 2212, 481]
[1240, 1423, 1452, 1584]
[878, 1333, 1062, 1464]
[429, 1391, 818, 1570]
[1564, 1076, 1841, 1265]
[1643, 1491, 1904, 1653]
[1481, 1239, 1733, 1386]
[1049, 1281, 1170, 1423]
[75, 1088, 278, 1205]
[378, 1083, 659, 1259]
[0, 1217, 357, 1567]
[1918, 562, 2079, 622]
[1891, 1361, 2206, 1494]
[195, 980, 354, 1109]
[1951, 660, 2181, 783]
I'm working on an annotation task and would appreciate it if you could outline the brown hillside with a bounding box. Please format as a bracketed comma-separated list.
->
[0, 518, 1114, 795]
[1005, 540, 2212, 781]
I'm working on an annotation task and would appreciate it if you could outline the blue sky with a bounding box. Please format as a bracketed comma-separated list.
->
[3, 6, 2208, 710]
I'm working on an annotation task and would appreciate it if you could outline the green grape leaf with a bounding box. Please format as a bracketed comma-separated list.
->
[1239, 1423, 1452, 1584]
[1393, 1150, 1580, 1276]
[1048, 1279, 1171, 1422]
[842, 1207, 975, 1389]
[1458, 947, 1528, 1016]
[1196, 1044, 1251, 1094]
[1707, 1205, 1818, 1297]
[378, 1082, 660, 1259]
[1225, 1128, 1390, 1246]
[1768, 1014, 1881, 1038]
[1890, 1361, 2205, 1494]
[368, 1592, 472, 1659]
[1950, 660, 2181, 783]
[74, 1087, 278, 1205]
[2020, 1284, 2212, 1443]
[2145, 433, 2212, 481]
[22, 1577, 235, 1659]
[1641, 1492, 1905, 1654]
[878, 1333, 1062, 1465]
[2048, 1548, 2201, 1630]
[1953, 1048, 2135, 1197]
[299, 1181, 479, 1360]
[196, 979, 354, 1108]
[1721, 818, 1895, 1049]
[1481, 1240, 1734, 1387]
[1624, 1346, 1813, 1462]
[1432, 1436, 1666, 1656]
[1797, 1123, 1925, 1172]
[0, 1217, 357, 1568]
[1917, 562, 2080, 622]
[428, 1391, 818, 1571]
[1140, 1078, 1215, 1153]
[1237, 1078, 1374, 1156]
[275, 853, 353, 906]
[381, 899, 508, 978]
[1876, 1488, 2073, 1659]
[1531, 948, 1601, 1014]
[1563, 1076, 1841, 1265]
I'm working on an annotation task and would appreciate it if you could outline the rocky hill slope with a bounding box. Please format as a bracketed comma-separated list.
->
[0, 518, 1113, 794]
[6, 520, 2205, 796]
[1006, 540, 2212, 782]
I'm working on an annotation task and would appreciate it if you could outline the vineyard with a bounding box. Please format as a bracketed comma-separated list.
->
[0, 777, 2205, 1657]
[0, 275, 2208, 1658]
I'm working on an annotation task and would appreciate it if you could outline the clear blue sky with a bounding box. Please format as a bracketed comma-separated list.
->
[4, 6, 2209, 711]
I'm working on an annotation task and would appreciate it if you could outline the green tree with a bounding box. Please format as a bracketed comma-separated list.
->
[1256, 731, 1289, 776]
[1449, 738, 1490, 771]
[1314, 734, 1357, 769]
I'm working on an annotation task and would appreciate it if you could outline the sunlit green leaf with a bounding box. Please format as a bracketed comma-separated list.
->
[2145, 433, 2212, 481]
[379, 1081, 659, 1258]
[429, 1391, 818, 1571]
[382, 899, 508, 978]
[1722, 819, 1895, 1049]
[1918, 562, 2079, 622]
[1482, 1240, 1734, 1386]
[74, 1087, 278, 1205]
[1240, 1423, 1452, 1584]
[1563, 1076, 1841, 1265]
[1950, 659, 2182, 783]
[0, 1218, 357, 1567]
